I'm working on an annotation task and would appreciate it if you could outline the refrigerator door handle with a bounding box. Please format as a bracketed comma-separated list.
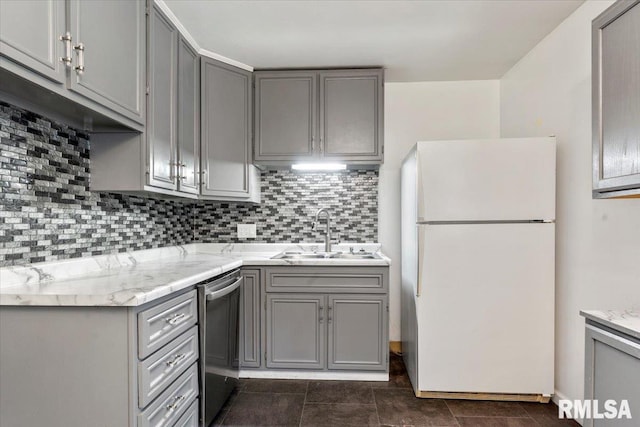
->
[417, 225, 425, 297]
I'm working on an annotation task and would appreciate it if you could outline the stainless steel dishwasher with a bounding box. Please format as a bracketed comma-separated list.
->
[197, 269, 242, 427]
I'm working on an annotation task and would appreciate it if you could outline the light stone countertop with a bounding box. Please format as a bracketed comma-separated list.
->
[580, 308, 640, 340]
[0, 243, 389, 307]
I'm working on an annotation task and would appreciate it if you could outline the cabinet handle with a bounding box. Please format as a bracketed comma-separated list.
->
[311, 137, 315, 152]
[319, 305, 323, 323]
[165, 313, 186, 325]
[166, 353, 186, 367]
[327, 305, 332, 323]
[59, 32, 72, 66]
[166, 394, 185, 411]
[73, 43, 85, 74]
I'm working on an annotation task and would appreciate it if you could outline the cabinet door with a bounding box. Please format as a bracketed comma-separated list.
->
[240, 269, 261, 368]
[266, 294, 325, 369]
[201, 57, 252, 198]
[177, 36, 199, 195]
[147, 5, 177, 191]
[0, 0, 66, 83]
[328, 295, 387, 371]
[319, 69, 384, 163]
[584, 324, 640, 427]
[68, 0, 144, 124]
[254, 71, 317, 163]
[592, 1, 640, 197]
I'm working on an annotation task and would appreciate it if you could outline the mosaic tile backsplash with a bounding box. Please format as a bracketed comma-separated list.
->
[0, 102, 378, 266]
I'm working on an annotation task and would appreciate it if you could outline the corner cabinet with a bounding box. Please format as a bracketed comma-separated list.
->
[253, 69, 384, 167]
[90, 6, 259, 202]
[592, 0, 640, 198]
[0, 0, 145, 131]
[201, 57, 259, 201]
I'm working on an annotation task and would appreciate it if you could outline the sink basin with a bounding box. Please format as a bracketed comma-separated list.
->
[272, 252, 332, 259]
[330, 252, 382, 260]
[271, 251, 382, 260]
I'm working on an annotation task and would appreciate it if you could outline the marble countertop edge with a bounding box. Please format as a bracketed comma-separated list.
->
[581, 309, 640, 340]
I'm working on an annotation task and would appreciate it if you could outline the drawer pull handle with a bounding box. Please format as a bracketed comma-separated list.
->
[166, 353, 186, 367]
[166, 394, 185, 411]
[166, 313, 186, 325]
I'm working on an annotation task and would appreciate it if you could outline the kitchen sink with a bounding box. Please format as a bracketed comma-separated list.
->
[271, 251, 382, 260]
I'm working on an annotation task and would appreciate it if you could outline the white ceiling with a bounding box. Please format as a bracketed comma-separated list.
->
[163, 0, 584, 82]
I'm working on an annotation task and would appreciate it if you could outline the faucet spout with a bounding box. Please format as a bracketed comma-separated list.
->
[314, 208, 332, 252]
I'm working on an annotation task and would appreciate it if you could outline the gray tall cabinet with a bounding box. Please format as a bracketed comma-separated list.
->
[0, 0, 145, 130]
[254, 69, 384, 166]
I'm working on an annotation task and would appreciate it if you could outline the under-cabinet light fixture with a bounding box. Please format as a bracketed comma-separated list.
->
[291, 163, 347, 171]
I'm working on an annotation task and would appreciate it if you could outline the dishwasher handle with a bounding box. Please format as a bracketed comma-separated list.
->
[205, 277, 242, 301]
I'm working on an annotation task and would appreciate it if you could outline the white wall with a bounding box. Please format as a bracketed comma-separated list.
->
[500, 0, 640, 404]
[381, 80, 501, 340]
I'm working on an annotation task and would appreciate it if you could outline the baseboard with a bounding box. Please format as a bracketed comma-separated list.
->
[239, 370, 389, 381]
[389, 341, 402, 353]
[553, 389, 584, 426]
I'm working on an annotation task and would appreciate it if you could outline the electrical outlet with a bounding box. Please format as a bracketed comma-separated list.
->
[237, 224, 257, 239]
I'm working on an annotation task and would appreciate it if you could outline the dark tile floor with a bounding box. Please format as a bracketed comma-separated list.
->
[212, 353, 580, 426]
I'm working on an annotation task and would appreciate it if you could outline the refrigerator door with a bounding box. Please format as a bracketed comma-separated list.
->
[416, 137, 556, 222]
[415, 223, 555, 395]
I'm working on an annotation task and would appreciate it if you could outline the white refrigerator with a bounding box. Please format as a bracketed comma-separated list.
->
[400, 137, 556, 399]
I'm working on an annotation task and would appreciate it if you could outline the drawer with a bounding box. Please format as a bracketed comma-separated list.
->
[174, 398, 199, 427]
[137, 362, 199, 427]
[265, 267, 387, 293]
[138, 325, 199, 408]
[138, 290, 197, 359]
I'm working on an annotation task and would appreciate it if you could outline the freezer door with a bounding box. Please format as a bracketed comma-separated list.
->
[415, 223, 555, 395]
[416, 138, 556, 222]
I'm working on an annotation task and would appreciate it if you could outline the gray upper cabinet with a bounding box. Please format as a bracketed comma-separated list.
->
[266, 294, 326, 369]
[147, 5, 178, 190]
[177, 36, 200, 195]
[592, 0, 640, 198]
[254, 71, 317, 163]
[0, 0, 145, 131]
[146, 5, 199, 195]
[67, 0, 145, 125]
[201, 57, 253, 199]
[328, 295, 387, 371]
[0, 0, 66, 83]
[320, 70, 384, 163]
[253, 68, 384, 167]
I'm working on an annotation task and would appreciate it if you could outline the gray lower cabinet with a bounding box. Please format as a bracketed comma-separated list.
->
[266, 293, 326, 369]
[201, 57, 257, 200]
[592, 0, 640, 198]
[261, 266, 389, 373]
[240, 269, 261, 368]
[0, 0, 145, 131]
[0, 288, 200, 427]
[253, 69, 384, 167]
[328, 295, 387, 370]
[584, 321, 640, 427]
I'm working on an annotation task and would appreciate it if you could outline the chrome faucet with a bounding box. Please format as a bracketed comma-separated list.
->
[312, 208, 332, 252]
